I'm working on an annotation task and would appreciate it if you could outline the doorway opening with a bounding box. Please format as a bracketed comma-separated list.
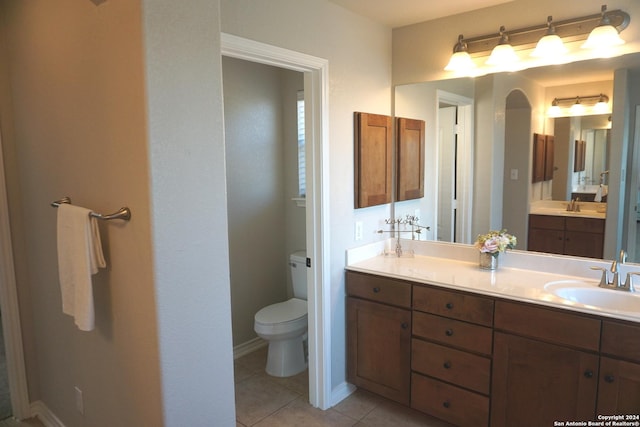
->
[221, 33, 331, 410]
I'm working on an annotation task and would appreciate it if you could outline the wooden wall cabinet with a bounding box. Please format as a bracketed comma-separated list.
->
[396, 117, 425, 202]
[527, 214, 605, 258]
[532, 133, 554, 183]
[575, 139, 586, 172]
[354, 112, 392, 208]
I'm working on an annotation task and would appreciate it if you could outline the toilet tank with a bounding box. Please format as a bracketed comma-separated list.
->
[290, 251, 307, 300]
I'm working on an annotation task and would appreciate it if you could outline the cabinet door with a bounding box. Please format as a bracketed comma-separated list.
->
[597, 357, 640, 414]
[532, 133, 546, 183]
[347, 297, 411, 405]
[564, 231, 604, 258]
[354, 112, 392, 208]
[396, 117, 425, 202]
[491, 332, 598, 427]
[527, 228, 565, 254]
[544, 134, 555, 180]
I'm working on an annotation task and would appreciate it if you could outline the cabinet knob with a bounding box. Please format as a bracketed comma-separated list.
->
[605, 374, 615, 383]
[401, 322, 409, 330]
[443, 361, 452, 369]
[372, 287, 380, 293]
[442, 401, 451, 409]
[445, 329, 454, 336]
[583, 370, 594, 379]
[445, 302, 454, 309]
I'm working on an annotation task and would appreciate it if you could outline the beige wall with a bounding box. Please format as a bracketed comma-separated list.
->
[223, 57, 306, 347]
[0, 0, 163, 425]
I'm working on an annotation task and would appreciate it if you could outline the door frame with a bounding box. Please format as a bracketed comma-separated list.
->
[0, 132, 31, 419]
[220, 33, 331, 409]
[436, 90, 474, 244]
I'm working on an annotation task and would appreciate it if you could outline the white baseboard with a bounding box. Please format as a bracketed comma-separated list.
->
[330, 381, 356, 407]
[30, 400, 65, 427]
[233, 337, 267, 360]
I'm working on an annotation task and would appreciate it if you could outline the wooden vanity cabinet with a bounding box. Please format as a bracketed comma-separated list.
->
[598, 321, 640, 413]
[528, 214, 604, 258]
[346, 271, 411, 405]
[491, 301, 601, 427]
[411, 285, 493, 426]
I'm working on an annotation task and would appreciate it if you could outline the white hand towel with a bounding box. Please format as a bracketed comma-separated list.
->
[595, 185, 603, 202]
[57, 204, 106, 331]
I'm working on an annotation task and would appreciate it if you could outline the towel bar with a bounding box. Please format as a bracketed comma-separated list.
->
[51, 197, 131, 221]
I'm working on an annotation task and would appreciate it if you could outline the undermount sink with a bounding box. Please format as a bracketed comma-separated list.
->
[545, 280, 640, 312]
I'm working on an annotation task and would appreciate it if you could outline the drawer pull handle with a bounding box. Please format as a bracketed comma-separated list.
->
[401, 322, 409, 330]
[445, 302, 454, 309]
[442, 401, 451, 409]
[373, 287, 380, 293]
[605, 374, 615, 383]
[443, 361, 452, 369]
[445, 329, 454, 337]
[583, 370, 594, 379]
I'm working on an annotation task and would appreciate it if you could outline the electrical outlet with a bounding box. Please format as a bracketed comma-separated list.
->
[355, 221, 363, 241]
[75, 386, 84, 415]
[510, 169, 519, 180]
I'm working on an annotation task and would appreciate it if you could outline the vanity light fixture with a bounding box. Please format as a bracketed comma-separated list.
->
[547, 94, 610, 117]
[582, 5, 626, 55]
[444, 34, 477, 72]
[444, 5, 630, 76]
[486, 26, 520, 70]
[530, 16, 568, 62]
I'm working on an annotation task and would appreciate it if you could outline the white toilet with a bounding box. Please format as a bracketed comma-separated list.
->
[254, 251, 308, 377]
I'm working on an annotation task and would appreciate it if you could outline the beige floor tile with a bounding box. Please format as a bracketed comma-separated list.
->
[263, 368, 309, 397]
[332, 389, 385, 421]
[235, 374, 300, 426]
[254, 396, 358, 427]
[359, 399, 454, 427]
[235, 346, 269, 376]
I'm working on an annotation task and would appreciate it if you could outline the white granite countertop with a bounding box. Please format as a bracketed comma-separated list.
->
[346, 240, 640, 323]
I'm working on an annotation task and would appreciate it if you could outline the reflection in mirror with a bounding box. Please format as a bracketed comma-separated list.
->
[394, 52, 640, 262]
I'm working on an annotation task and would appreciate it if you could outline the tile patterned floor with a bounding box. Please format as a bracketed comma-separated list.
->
[234, 347, 454, 427]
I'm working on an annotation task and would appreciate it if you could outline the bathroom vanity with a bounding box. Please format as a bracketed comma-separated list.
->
[528, 200, 607, 258]
[346, 240, 640, 427]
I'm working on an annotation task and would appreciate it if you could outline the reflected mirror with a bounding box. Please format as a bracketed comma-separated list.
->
[394, 52, 640, 262]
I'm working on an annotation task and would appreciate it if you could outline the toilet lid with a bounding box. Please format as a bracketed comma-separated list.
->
[255, 298, 307, 325]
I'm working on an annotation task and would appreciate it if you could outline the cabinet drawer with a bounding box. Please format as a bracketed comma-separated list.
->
[495, 301, 600, 351]
[346, 271, 411, 308]
[413, 285, 494, 326]
[411, 373, 489, 427]
[601, 321, 640, 363]
[565, 216, 605, 233]
[413, 311, 492, 355]
[529, 214, 565, 230]
[412, 339, 491, 394]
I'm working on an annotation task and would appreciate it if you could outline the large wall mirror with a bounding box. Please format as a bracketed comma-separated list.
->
[393, 51, 640, 263]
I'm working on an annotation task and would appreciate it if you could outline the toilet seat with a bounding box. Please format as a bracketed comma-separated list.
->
[254, 298, 307, 336]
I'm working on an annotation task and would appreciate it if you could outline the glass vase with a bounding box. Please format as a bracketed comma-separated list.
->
[479, 252, 499, 270]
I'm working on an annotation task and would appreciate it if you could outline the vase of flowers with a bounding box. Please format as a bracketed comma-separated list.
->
[475, 229, 517, 270]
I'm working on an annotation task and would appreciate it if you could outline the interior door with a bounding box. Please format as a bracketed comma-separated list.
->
[438, 105, 457, 242]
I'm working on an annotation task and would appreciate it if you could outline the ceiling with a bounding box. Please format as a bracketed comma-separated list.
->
[327, 0, 515, 28]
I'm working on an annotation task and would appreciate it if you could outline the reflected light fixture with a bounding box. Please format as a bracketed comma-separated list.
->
[582, 5, 626, 54]
[531, 16, 568, 62]
[444, 5, 630, 76]
[570, 97, 586, 116]
[444, 34, 476, 73]
[547, 94, 610, 117]
[486, 26, 519, 69]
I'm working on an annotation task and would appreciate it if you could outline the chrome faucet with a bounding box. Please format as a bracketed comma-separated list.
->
[566, 197, 581, 212]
